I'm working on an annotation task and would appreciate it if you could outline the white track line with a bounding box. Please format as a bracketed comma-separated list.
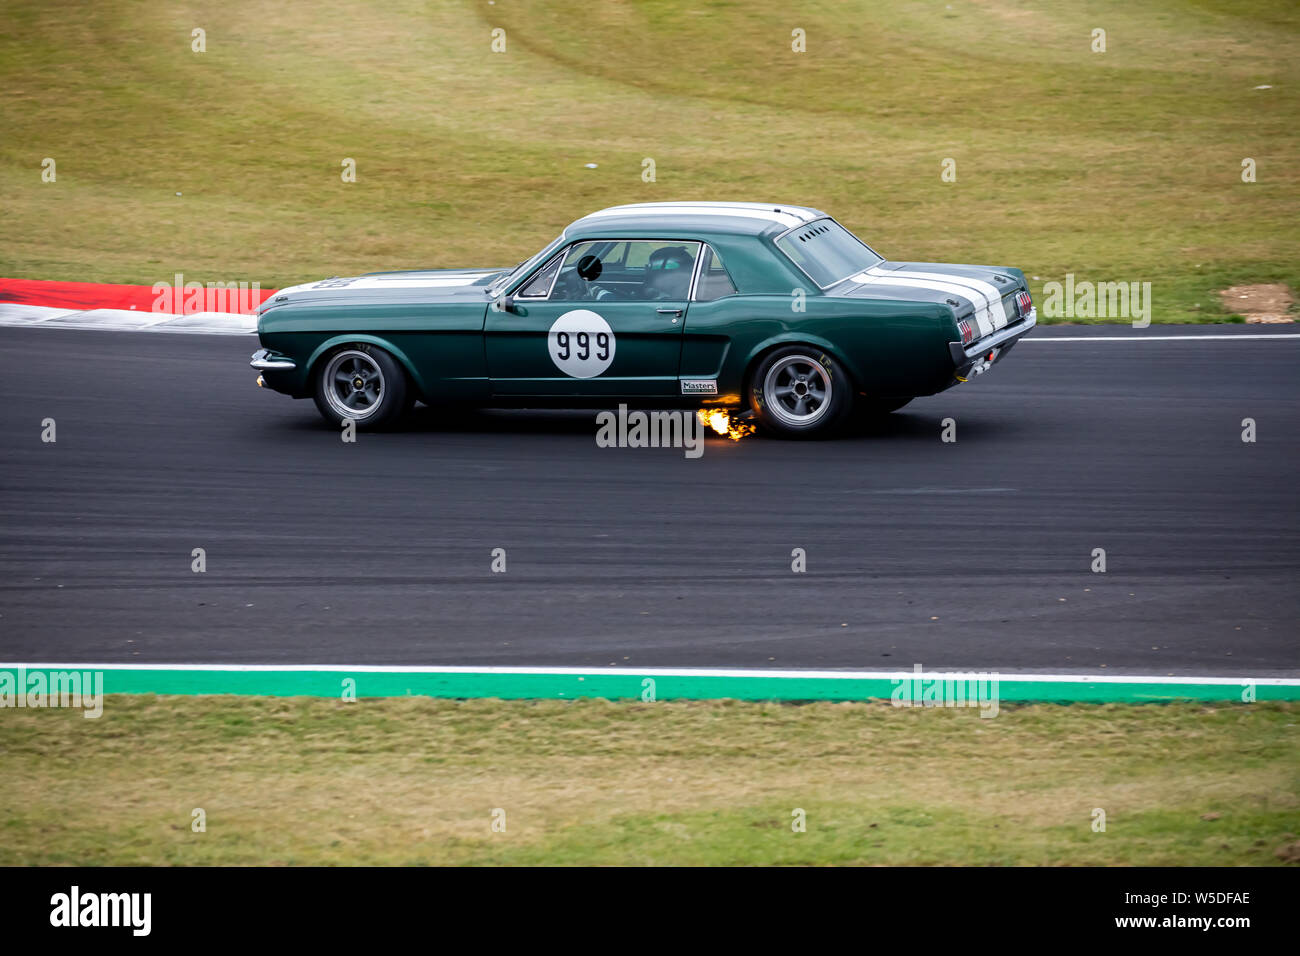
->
[3, 663, 1295, 684]
[1, 305, 1294, 342]
[0, 304, 256, 335]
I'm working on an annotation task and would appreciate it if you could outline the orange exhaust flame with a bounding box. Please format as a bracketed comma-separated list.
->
[697, 408, 757, 441]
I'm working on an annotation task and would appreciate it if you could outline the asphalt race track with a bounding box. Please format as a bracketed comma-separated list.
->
[1, 325, 1296, 676]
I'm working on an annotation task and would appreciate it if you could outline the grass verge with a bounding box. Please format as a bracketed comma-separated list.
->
[2, 695, 1296, 865]
[1, 0, 1297, 321]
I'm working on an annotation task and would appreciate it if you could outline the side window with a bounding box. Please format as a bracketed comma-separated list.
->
[550, 240, 698, 302]
[517, 252, 563, 297]
[694, 245, 738, 302]
[639, 243, 696, 301]
[623, 243, 658, 269]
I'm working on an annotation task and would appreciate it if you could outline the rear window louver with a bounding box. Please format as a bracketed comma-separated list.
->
[795, 224, 831, 242]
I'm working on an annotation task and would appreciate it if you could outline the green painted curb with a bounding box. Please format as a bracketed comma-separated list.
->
[3, 667, 1295, 703]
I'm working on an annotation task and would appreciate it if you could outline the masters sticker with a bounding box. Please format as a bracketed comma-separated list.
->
[680, 379, 717, 395]
[548, 309, 615, 378]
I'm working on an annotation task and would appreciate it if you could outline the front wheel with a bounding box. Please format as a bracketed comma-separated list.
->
[312, 345, 409, 429]
[749, 346, 853, 438]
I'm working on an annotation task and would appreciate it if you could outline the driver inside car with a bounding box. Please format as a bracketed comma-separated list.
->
[552, 253, 615, 301]
[563, 246, 697, 301]
[640, 246, 694, 300]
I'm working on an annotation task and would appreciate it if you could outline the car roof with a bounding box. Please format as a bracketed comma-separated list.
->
[565, 201, 829, 239]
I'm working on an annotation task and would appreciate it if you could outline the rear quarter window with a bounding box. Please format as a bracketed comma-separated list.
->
[693, 245, 738, 302]
[776, 220, 882, 288]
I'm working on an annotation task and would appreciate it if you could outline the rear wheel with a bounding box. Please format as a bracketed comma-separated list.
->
[312, 345, 409, 429]
[749, 346, 853, 438]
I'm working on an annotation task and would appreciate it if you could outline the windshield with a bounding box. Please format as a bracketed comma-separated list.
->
[775, 219, 882, 288]
[488, 233, 567, 295]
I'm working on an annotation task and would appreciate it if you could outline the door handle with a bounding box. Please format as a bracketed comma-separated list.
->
[657, 308, 683, 317]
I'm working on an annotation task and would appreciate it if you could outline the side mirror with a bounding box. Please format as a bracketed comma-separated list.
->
[500, 294, 516, 313]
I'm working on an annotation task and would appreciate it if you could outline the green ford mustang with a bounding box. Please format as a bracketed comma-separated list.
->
[250, 202, 1036, 437]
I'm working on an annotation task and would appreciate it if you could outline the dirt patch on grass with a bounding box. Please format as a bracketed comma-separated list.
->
[1219, 283, 1295, 323]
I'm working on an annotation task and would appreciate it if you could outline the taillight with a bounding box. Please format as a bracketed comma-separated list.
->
[958, 318, 975, 345]
[1016, 290, 1033, 317]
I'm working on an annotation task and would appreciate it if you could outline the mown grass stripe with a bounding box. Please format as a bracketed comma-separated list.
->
[3, 666, 1295, 703]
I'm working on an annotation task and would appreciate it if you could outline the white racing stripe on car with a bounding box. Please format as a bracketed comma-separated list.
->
[366, 272, 494, 281]
[580, 202, 810, 229]
[334, 277, 487, 290]
[848, 271, 994, 337]
[870, 266, 1009, 332]
[863, 268, 999, 331]
[269, 273, 496, 297]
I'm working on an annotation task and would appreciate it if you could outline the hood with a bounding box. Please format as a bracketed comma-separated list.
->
[262, 268, 507, 312]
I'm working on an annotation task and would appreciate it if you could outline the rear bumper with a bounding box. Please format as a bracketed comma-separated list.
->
[947, 308, 1036, 379]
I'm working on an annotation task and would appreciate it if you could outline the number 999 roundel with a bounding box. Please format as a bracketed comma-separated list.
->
[250, 201, 1035, 437]
[548, 310, 615, 379]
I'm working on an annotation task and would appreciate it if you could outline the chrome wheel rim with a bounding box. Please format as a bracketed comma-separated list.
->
[323, 350, 385, 420]
[763, 354, 832, 427]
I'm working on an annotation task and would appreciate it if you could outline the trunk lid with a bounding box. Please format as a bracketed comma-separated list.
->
[839, 261, 1029, 339]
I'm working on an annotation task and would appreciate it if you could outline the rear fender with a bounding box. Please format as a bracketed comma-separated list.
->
[740, 333, 866, 397]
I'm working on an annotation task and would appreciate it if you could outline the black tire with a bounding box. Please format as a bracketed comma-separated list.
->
[748, 345, 854, 438]
[855, 396, 913, 417]
[312, 344, 410, 430]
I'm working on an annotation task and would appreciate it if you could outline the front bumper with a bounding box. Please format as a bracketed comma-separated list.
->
[250, 348, 308, 396]
[947, 308, 1036, 380]
[250, 349, 297, 371]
